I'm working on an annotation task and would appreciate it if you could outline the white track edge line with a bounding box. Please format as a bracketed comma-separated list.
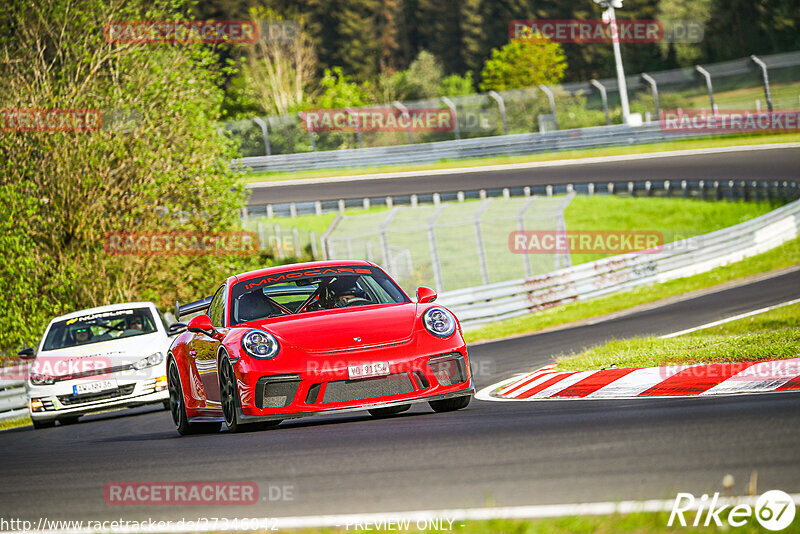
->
[660, 297, 800, 338]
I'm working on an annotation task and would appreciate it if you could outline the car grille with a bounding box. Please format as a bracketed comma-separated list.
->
[57, 384, 136, 406]
[256, 376, 300, 409]
[322, 373, 414, 404]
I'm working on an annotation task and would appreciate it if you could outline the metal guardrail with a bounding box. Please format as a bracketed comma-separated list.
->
[439, 198, 800, 328]
[0, 362, 30, 422]
[234, 122, 715, 173]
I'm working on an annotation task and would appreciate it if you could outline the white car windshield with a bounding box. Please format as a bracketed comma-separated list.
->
[42, 307, 157, 350]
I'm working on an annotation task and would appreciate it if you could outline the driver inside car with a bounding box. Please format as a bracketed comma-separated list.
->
[73, 326, 92, 345]
[327, 277, 370, 308]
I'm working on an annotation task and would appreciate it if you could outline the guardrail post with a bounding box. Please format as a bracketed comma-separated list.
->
[538, 85, 558, 130]
[393, 101, 414, 144]
[440, 96, 460, 140]
[267, 204, 274, 218]
[524, 186, 531, 197]
[411, 194, 419, 207]
[479, 189, 487, 200]
[728, 180, 735, 201]
[457, 191, 465, 202]
[433, 193, 441, 205]
[363, 198, 370, 210]
[682, 180, 688, 198]
[346, 107, 364, 149]
[628, 181, 635, 196]
[664, 179, 671, 198]
[503, 188, 510, 200]
[315, 201, 322, 216]
[289, 202, 297, 217]
[695, 66, 716, 114]
[714, 180, 721, 201]
[589, 79, 610, 126]
[546, 185, 553, 197]
[386, 196, 393, 208]
[751, 55, 774, 112]
[645, 180, 652, 196]
[488, 90, 509, 135]
[699, 180, 706, 201]
[608, 182, 614, 195]
[338, 199, 345, 213]
[253, 117, 271, 156]
[641, 73, 660, 120]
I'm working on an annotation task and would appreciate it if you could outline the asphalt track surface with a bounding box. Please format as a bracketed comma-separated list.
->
[247, 145, 800, 205]
[1, 269, 799, 524]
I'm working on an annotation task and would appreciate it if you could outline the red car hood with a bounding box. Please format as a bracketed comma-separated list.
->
[247, 303, 417, 352]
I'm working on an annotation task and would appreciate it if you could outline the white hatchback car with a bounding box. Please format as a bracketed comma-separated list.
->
[22, 302, 176, 428]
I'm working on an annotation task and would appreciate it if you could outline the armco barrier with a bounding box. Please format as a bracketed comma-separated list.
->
[0, 362, 30, 422]
[438, 198, 800, 328]
[234, 122, 714, 173]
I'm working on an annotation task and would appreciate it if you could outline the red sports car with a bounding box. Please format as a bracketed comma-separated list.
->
[167, 260, 474, 434]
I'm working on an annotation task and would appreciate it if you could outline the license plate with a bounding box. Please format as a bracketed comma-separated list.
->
[348, 362, 390, 380]
[73, 379, 116, 395]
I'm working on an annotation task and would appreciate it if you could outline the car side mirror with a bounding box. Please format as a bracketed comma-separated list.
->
[17, 347, 35, 360]
[416, 286, 437, 303]
[168, 322, 187, 336]
[187, 314, 215, 336]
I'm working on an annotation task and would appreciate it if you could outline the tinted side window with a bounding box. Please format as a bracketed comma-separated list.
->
[208, 285, 227, 327]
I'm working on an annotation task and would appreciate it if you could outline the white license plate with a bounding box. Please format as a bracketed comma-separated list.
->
[73, 379, 117, 395]
[348, 362, 390, 380]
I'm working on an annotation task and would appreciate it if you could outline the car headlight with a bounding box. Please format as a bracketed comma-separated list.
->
[423, 307, 457, 337]
[30, 373, 55, 386]
[132, 352, 164, 370]
[241, 330, 280, 359]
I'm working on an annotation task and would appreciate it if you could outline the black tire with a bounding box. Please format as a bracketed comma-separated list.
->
[32, 419, 55, 429]
[219, 355, 265, 433]
[429, 395, 471, 413]
[368, 404, 411, 417]
[58, 416, 80, 425]
[168, 358, 221, 436]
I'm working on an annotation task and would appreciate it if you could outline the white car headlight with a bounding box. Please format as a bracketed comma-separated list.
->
[423, 307, 457, 337]
[30, 373, 55, 386]
[241, 330, 280, 359]
[132, 352, 164, 370]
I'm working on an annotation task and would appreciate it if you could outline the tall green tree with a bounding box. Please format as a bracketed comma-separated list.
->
[480, 36, 567, 91]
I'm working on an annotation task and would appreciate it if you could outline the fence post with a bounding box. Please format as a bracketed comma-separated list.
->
[488, 90, 509, 134]
[393, 101, 413, 144]
[751, 55, 774, 112]
[346, 107, 364, 149]
[695, 66, 716, 114]
[641, 73, 660, 120]
[298, 112, 316, 152]
[252, 117, 271, 156]
[473, 200, 492, 285]
[440, 96, 460, 140]
[257, 222, 266, 250]
[589, 79, 610, 126]
[274, 225, 284, 259]
[538, 85, 558, 130]
[518, 197, 536, 278]
[292, 228, 301, 256]
[309, 230, 319, 259]
[427, 206, 446, 292]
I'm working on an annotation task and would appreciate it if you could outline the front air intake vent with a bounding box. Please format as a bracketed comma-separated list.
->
[256, 376, 300, 409]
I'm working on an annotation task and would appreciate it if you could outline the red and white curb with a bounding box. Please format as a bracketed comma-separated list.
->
[477, 358, 800, 401]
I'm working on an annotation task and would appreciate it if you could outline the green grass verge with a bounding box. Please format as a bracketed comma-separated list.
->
[242, 132, 800, 184]
[0, 415, 31, 431]
[291, 514, 777, 533]
[463, 235, 800, 344]
[556, 302, 800, 371]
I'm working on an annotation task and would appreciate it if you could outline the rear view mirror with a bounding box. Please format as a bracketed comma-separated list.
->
[416, 286, 438, 303]
[18, 347, 35, 360]
[187, 314, 215, 336]
[168, 322, 187, 336]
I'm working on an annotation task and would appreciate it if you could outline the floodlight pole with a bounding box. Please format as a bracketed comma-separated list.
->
[595, 0, 631, 125]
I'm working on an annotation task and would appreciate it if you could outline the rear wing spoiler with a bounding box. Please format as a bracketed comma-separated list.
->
[175, 296, 213, 319]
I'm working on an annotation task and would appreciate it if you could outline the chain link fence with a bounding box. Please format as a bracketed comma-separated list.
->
[226, 51, 800, 158]
[320, 194, 574, 294]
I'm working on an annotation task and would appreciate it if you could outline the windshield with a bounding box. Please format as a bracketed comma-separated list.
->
[230, 266, 409, 325]
[42, 307, 158, 351]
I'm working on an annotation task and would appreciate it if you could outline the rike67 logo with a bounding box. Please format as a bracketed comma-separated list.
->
[669, 490, 796, 531]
